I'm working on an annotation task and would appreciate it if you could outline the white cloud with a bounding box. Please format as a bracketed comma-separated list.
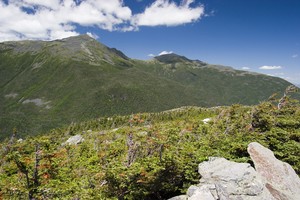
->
[148, 50, 174, 57]
[86, 32, 99, 39]
[0, 0, 132, 41]
[204, 10, 215, 17]
[22, 0, 61, 9]
[159, 51, 173, 55]
[0, 0, 205, 41]
[242, 67, 250, 70]
[292, 54, 298, 58]
[133, 0, 204, 26]
[259, 66, 282, 70]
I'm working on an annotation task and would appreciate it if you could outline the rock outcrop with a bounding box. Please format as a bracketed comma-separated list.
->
[62, 134, 84, 145]
[169, 142, 300, 200]
[189, 157, 274, 200]
[248, 142, 300, 200]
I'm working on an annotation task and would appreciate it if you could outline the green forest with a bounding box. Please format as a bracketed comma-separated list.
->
[0, 35, 292, 139]
[0, 88, 300, 199]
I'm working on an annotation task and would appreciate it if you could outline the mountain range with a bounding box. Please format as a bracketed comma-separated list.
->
[0, 34, 294, 139]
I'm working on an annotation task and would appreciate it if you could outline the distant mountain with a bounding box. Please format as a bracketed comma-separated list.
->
[0, 35, 294, 139]
[155, 53, 193, 63]
[154, 53, 207, 66]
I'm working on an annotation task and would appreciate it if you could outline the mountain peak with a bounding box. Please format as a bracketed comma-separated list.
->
[0, 35, 130, 64]
[60, 34, 96, 43]
[154, 53, 206, 66]
[58, 34, 100, 50]
[56, 35, 131, 63]
[154, 53, 191, 64]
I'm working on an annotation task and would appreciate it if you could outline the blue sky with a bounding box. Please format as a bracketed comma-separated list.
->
[1, 0, 300, 84]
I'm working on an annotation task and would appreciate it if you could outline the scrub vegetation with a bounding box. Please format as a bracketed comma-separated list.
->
[0, 88, 299, 199]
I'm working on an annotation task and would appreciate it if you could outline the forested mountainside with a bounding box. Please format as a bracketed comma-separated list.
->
[0, 35, 294, 139]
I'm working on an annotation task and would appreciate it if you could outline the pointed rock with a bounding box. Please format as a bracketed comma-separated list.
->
[248, 142, 300, 200]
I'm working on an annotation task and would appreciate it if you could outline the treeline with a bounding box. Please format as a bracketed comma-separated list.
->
[51, 106, 218, 137]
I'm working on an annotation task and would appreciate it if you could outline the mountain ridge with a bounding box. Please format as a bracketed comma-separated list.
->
[0, 35, 296, 139]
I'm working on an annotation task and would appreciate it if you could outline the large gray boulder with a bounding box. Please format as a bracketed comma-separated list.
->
[189, 157, 274, 200]
[168, 142, 300, 200]
[248, 142, 300, 200]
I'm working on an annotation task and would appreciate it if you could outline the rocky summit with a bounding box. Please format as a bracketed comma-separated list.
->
[170, 142, 300, 200]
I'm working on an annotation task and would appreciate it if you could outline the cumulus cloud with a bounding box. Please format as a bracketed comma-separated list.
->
[242, 67, 250, 70]
[148, 51, 174, 57]
[21, 0, 61, 9]
[133, 0, 204, 26]
[0, 0, 205, 41]
[86, 32, 99, 39]
[259, 66, 282, 70]
[159, 51, 173, 55]
[0, 0, 132, 41]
